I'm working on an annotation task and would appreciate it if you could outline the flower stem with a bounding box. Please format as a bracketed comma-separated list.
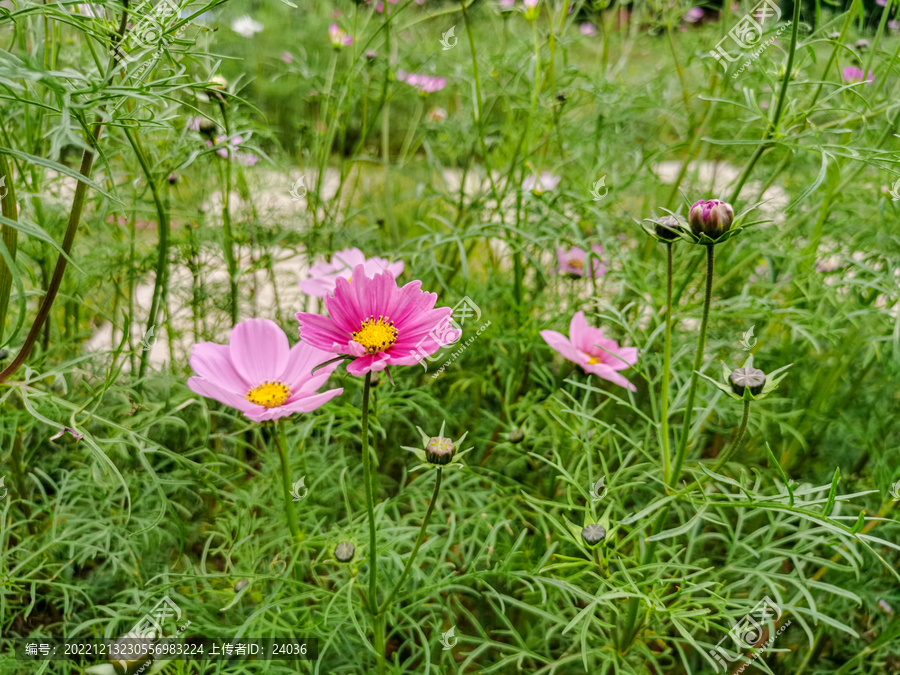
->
[217, 100, 238, 326]
[360, 371, 383, 670]
[669, 244, 715, 486]
[379, 467, 443, 613]
[660, 242, 674, 483]
[276, 419, 302, 550]
[709, 399, 752, 475]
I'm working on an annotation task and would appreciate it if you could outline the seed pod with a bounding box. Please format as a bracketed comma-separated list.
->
[688, 199, 734, 239]
[655, 215, 683, 241]
[335, 541, 355, 563]
[729, 367, 766, 397]
[508, 428, 525, 444]
[581, 523, 606, 546]
[426, 437, 456, 465]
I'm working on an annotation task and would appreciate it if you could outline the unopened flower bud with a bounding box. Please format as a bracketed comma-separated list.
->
[198, 118, 218, 137]
[688, 199, 734, 239]
[556, 91, 567, 102]
[234, 578, 248, 593]
[167, 172, 179, 185]
[856, 38, 870, 51]
[335, 541, 355, 563]
[581, 523, 606, 546]
[729, 367, 765, 396]
[508, 428, 525, 444]
[655, 215, 683, 241]
[426, 437, 456, 465]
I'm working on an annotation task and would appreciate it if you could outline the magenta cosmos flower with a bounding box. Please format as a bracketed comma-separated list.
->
[188, 319, 343, 422]
[842, 66, 874, 84]
[540, 311, 638, 391]
[556, 246, 607, 277]
[580, 22, 597, 36]
[296, 265, 452, 377]
[328, 23, 353, 48]
[300, 247, 404, 298]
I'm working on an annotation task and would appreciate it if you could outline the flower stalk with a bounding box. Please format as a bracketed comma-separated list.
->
[660, 241, 674, 482]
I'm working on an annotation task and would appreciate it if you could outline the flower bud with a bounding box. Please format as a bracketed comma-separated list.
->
[335, 541, 355, 563]
[198, 118, 218, 138]
[655, 215, 683, 241]
[556, 91, 567, 102]
[581, 523, 606, 546]
[426, 437, 456, 465]
[234, 578, 248, 593]
[729, 367, 765, 396]
[688, 199, 734, 239]
[167, 172, 179, 185]
[508, 428, 525, 444]
[206, 75, 229, 102]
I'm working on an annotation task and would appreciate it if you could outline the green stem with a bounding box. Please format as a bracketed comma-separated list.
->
[379, 468, 443, 613]
[660, 242, 674, 483]
[669, 244, 715, 486]
[0, 123, 103, 385]
[218, 101, 238, 326]
[708, 399, 751, 474]
[276, 419, 302, 548]
[360, 371, 382, 671]
[728, 0, 801, 205]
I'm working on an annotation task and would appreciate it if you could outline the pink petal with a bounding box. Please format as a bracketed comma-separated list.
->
[189, 341, 249, 394]
[540, 329, 582, 366]
[582, 362, 637, 391]
[296, 312, 352, 353]
[229, 319, 291, 384]
[188, 376, 258, 413]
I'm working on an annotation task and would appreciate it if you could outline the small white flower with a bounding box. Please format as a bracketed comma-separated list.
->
[231, 16, 264, 38]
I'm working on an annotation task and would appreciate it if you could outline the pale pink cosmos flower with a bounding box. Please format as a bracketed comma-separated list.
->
[207, 135, 259, 166]
[188, 319, 344, 422]
[296, 265, 453, 377]
[580, 22, 597, 36]
[523, 171, 561, 195]
[555, 246, 608, 277]
[281, 51, 294, 63]
[890, 20, 899, 30]
[842, 66, 874, 84]
[540, 311, 638, 391]
[683, 7, 703, 22]
[524, 0, 539, 7]
[328, 23, 353, 48]
[397, 70, 447, 94]
[300, 248, 404, 297]
[499, 0, 515, 7]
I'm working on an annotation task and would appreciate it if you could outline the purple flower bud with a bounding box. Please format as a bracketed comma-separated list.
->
[655, 215, 683, 241]
[688, 199, 734, 239]
[426, 437, 456, 465]
[729, 367, 765, 396]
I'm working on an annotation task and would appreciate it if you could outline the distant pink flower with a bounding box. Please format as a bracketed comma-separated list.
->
[188, 116, 202, 131]
[397, 70, 446, 94]
[328, 23, 353, 48]
[555, 246, 608, 277]
[890, 20, 899, 29]
[580, 22, 597, 36]
[683, 7, 703, 22]
[207, 134, 259, 165]
[296, 265, 453, 377]
[523, 171, 560, 195]
[500, 0, 515, 7]
[427, 107, 448, 122]
[300, 247, 404, 298]
[877, 0, 887, 5]
[524, 0, 538, 7]
[540, 311, 638, 391]
[281, 51, 294, 63]
[332, 8, 342, 17]
[842, 66, 874, 84]
[188, 319, 343, 422]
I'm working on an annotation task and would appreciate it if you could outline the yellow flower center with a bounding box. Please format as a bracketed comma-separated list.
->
[353, 316, 398, 354]
[585, 353, 601, 365]
[245, 381, 291, 408]
[568, 258, 584, 270]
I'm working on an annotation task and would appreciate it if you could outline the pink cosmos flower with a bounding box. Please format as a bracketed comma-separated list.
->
[187, 319, 343, 422]
[397, 70, 447, 94]
[842, 66, 874, 84]
[555, 246, 608, 277]
[540, 311, 638, 391]
[523, 171, 561, 195]
[281, 51, 294, 63]
[500, 0, 515, 7]
[328, 23, 353, 48]
[683, 7, 703, 22]
[295, 265, 452, 377]
[300, 247, 405, 298]
[206, 135, 259, 166]
[580, 22, 597, 36]
[890, 20, 899, 30]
